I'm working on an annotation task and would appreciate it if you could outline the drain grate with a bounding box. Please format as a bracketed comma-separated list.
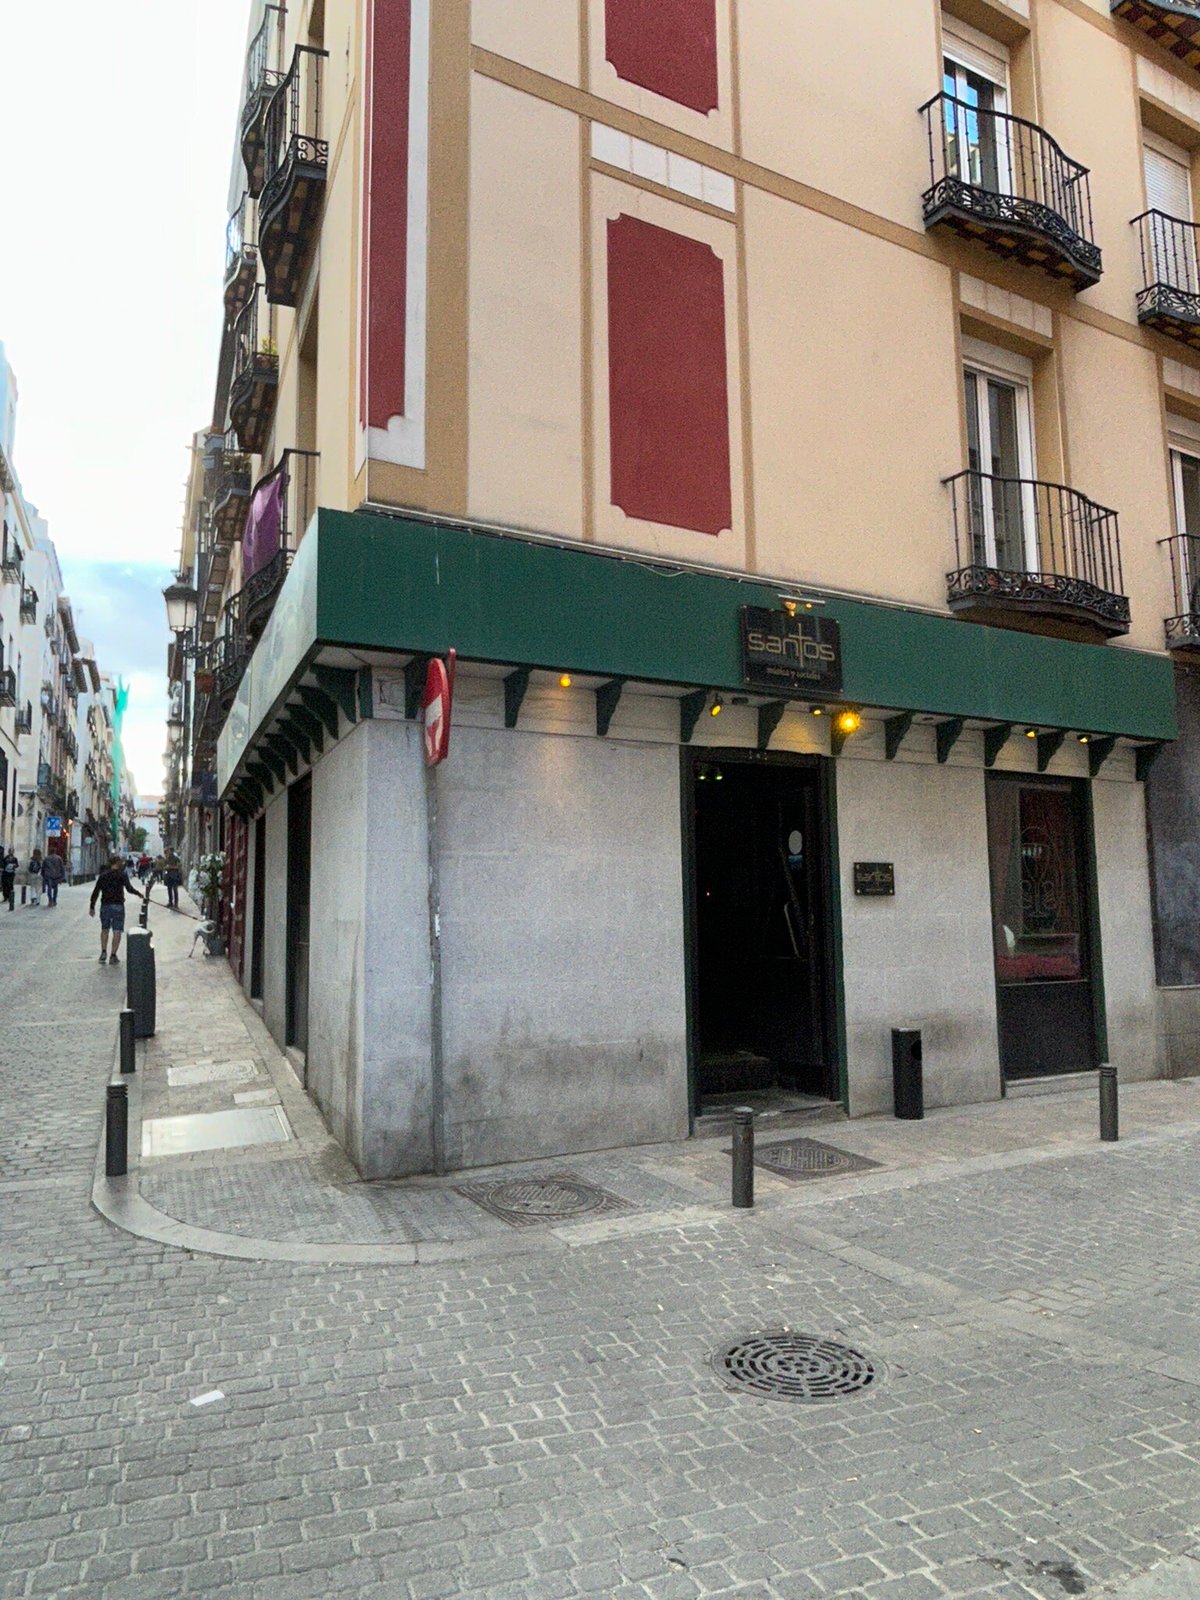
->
[743, 1136, 880, 1183]
[454, 1173, 631, 1228]
[712, 1331, 881, 1402]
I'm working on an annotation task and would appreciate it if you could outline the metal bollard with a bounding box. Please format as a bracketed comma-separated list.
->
[119, 1008, 135, 1075]
[732, 1107, 755, 1209]
[1099, 1062, 1119, 1142]
[138, 895, 149, 929]
[125, 928, 156, 1039]
[105, 1083, 128, 1177]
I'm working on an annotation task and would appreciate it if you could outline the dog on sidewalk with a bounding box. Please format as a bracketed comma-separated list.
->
[188, 920, 224, 959]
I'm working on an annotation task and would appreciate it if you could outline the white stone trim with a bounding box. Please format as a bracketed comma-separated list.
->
[590, 122, 736, 213]
[367, 0, 430, 470]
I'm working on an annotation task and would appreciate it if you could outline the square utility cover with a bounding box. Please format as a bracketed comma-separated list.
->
[738, 1137, 881, 1183]
[142, 1106, 290, 1158]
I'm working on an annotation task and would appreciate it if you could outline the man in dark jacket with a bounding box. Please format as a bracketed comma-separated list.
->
[89, 855, 144, 964]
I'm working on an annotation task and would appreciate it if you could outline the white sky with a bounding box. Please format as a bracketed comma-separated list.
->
[0, 1, 250, 796]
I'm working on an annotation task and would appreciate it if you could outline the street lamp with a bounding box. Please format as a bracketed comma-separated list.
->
[163, 578, 198, 636]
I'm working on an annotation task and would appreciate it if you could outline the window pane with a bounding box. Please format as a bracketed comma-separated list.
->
[987, 379, 1025, 569]
[989, 782, 1084, 984]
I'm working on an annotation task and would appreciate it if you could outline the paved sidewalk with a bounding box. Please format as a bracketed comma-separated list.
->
[96, 888, 1200, 1267]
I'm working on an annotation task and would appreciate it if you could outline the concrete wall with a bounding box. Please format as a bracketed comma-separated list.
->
[1093, 776, 1164, 1084]
[261, 791, 289, 1049]
[307, 723, 368, 1160]
[436, 724, 690, 1169]
[837, 757, 1002, 1117]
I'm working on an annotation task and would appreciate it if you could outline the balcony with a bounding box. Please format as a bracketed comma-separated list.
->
[0, 669, 15, 708]
[944, 471, 1129, 642]
[259, 46, 329, 306]
[1133, 210, 1200, 347]
[224, 195, 259, 330]
[19, 585, 36, 623]
[211, 449, 253, 546]
[1160, 533, 1200, 657]
[1112, 2, 1200, 70]
[920, 94, 1102, 292]
[237, 448, 319, 640]
[240, 6, 286, 199]
[228, 291, 278, 454]
[1, 537, 22, 583]
[16, 704, 31, 735]
[213, 624, 250, 716]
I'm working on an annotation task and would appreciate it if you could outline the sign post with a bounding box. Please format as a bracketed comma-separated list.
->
[421, 651, 455, 1176]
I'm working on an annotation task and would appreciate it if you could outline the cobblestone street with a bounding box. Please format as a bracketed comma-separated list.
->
[5, 889, 1200, 1599]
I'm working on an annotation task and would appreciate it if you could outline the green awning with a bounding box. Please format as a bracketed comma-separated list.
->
[217, 509, 1177, 794]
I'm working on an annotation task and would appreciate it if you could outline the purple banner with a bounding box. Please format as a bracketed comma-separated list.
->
[241, 469, 284, 579]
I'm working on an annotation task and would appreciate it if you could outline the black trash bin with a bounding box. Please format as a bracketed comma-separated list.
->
[892, 1028, 923, 1120]
[126, 928, 156, 1039]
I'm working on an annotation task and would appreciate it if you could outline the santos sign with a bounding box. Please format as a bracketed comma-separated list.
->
[740, 607, 843, 697]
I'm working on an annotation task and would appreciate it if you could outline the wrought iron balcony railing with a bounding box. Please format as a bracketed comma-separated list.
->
[944, 470, 1129, 640]
[0, 669, 16, 708]
[240, 5, 286, 199]
[920, 93, 1102, 290]
[1, 536, 22, 583]
[211, 448, 254, 546]
[1160, 532, 1200, 655]
[228, 290, 278, 455]
[239, 448, 319, 640]
[259, 46, 329, 306]
[1133, 209, 1200, 347]
[19, 585, 37, 623]
[224, 194, 260, 330]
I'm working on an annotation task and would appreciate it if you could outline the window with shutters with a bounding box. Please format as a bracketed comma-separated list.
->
[1144, 133, 1197, 294]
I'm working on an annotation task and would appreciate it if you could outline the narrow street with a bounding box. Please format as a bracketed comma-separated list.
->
[0, 888, 1199, 1599]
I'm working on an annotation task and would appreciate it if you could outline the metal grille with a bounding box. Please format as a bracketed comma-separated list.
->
[744, 1137, 880, 1183]
[455, 1173, 631, 1228]
[712, 1332, 880, 1403]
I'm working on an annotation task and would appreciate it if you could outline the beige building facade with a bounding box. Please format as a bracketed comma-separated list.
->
[170, 0, 1200, 1176]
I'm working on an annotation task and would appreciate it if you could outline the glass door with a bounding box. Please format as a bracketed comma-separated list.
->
[1170, 444, 1200, 613]
[986, 775, 1098, 1079]
[944, 55, 1009, 196]
[964, 366, 1035, 571]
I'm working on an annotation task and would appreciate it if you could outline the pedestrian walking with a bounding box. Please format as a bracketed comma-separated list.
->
[162, 847, 182, 911]
[0, 849, 17, 911]
[89, 854, 144, 964]
[27, 849, 43, 907]
[42, 850, 65, 907]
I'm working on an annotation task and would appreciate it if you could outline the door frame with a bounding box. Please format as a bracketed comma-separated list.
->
[680, 745, 846, 1124]
[984, 770, 1108, 1080]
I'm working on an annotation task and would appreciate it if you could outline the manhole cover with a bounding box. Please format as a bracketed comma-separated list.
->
[454, 1173, 631, 1228]
[712, 1331, 881, 1402]
[742, 1137, 880, 1182]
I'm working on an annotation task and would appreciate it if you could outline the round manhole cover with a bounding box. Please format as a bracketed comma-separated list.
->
[486, 1177, 607, 1220]
[712, 1332, 880, 1402]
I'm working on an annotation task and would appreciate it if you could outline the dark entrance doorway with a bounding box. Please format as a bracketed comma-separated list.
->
[985, 773, 1099, 1078]
[285, 775, 312, 1060]
[687, 752, 837, 1114]
[250, 813, 266, 1001]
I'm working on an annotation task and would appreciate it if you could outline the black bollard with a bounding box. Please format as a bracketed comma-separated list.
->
[119, 1009, 135, 1075]
[1099, 1062, 1118, 1142]
[732, 1107, 755, 1209]
[125, 929, 156, 1039]
[105, 1083, 128, 1177]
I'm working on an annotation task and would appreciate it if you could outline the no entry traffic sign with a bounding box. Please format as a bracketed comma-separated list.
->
[422, 651, 456, 767]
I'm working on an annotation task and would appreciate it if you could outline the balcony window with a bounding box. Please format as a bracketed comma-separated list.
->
[920, 42, 1101, 293]
[1134, 135, 1200, 344]
[947, 343, 1127, 641]
[228, 289, 278, 455]
[259, 46, 329, 307]
[240, 5, 286, 199]
[224, 194, 259, 330]
[1162, 416, 1200, 654]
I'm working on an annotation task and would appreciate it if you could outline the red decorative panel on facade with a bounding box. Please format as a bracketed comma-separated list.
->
[605, 0, 719, 114]
[223, 815, 248, 983]
[361, 0, 410, 429]
[607, 214, 732, 536]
